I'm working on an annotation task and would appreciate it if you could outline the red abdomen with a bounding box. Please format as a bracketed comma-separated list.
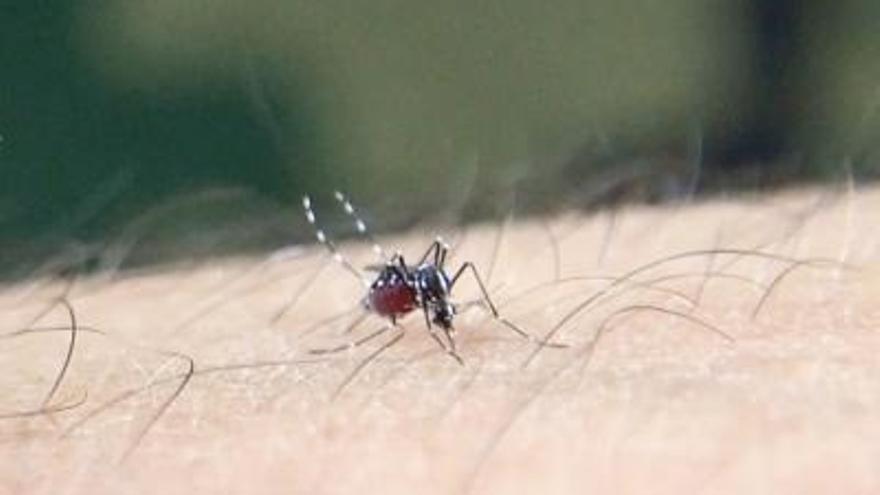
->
[369, 284, 417, 317]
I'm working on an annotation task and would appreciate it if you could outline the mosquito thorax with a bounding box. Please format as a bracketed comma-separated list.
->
[414, 265, 450, 299]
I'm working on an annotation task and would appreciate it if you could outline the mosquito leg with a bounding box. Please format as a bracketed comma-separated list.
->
[342, 311, 370, 334]
[394, 257, 410, 278]
[450, 263, 497, 312]
[421, 302, 434, 330]
[416, 239, 445, 266]
[441, 326, 464, 365]
[308, 325, 391, 355]
[450, 262, 566, 349]
[437, 240, 449, 268]
[421, 302, 464, 365]
[331, 328, 405, 400]
[428, 331, 463, 365]
[295, 304, 364, 340]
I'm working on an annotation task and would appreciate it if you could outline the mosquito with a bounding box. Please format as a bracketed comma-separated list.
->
[302, 191, 565, 365]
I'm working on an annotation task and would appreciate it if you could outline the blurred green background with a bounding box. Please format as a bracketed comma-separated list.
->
[2, 0, 880, 276]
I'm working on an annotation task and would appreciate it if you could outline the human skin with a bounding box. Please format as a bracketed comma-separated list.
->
[2, 186, 879, 494]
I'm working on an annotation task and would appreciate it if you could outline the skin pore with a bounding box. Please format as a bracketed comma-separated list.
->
[2, 185, 879, 494]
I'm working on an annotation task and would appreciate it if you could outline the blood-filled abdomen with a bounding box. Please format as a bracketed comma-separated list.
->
[369, 284, 417, 317]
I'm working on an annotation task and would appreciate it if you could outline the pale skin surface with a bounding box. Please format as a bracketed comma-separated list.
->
[2, 186, 880, 494]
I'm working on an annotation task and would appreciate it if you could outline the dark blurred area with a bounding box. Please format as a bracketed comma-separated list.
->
[2, 0, 879, 278]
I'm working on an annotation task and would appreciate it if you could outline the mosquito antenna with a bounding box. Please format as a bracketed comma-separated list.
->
[333, 190, 390, 262]
[302, 195, 369, 287]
